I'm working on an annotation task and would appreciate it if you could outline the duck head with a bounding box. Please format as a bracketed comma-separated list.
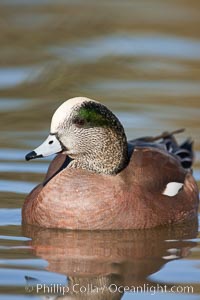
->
[25, 97, 128, 175]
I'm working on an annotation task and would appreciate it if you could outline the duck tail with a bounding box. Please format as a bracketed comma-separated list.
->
[174, 139, 194, 169]
[160, 129, 194, 169]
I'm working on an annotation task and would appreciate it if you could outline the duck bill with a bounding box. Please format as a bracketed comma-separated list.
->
[25, 134, 63, 161]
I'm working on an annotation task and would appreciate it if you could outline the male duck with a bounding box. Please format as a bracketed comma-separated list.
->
[23, 97, 199, 229]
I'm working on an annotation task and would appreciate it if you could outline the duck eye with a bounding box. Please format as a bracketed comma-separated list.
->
[73, 117, 85, 127]
[49, 140, 53, 145]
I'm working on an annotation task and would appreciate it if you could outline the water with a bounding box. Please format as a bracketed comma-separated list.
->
[0, 1, 200, 299]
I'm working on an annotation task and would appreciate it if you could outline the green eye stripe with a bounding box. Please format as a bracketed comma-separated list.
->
[78, 106, 110, 127]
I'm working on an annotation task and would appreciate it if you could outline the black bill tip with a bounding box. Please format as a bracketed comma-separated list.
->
[25, 151, 43, 161]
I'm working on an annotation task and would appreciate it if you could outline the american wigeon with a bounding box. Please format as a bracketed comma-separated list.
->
[23, 97, 199, 229]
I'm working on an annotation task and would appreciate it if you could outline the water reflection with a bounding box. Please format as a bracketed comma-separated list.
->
[0, 67, 40, 88]
[23, 220, 198, 299]
[0, 180, 36, 194]
[50, 34, 200, 64]
[90, 80, 200, 97]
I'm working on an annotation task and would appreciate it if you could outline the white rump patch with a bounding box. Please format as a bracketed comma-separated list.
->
[50, 97, 99, 133]
[162, 248, 179, 260]
[162, 254, 179, 260]
[162, 182, 184, 197]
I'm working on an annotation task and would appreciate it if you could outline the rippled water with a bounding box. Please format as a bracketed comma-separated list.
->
[0, 1, 200, 299]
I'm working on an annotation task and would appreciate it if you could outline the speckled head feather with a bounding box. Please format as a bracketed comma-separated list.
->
[73, 101, 122, 129]
[51, 97, 128, 175]
[50, 97, 99, 133]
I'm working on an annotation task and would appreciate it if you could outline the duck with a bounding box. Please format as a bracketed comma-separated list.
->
[23, 97, 199, 230]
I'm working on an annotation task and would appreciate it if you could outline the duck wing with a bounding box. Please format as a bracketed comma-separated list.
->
[128, 129, 193, 170]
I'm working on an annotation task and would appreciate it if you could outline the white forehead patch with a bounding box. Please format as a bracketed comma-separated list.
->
[50, 97, 99, 132]
[162, 182, 184, 197]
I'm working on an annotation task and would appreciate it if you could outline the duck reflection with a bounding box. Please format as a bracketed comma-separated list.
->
[22, 218, 198, 299]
